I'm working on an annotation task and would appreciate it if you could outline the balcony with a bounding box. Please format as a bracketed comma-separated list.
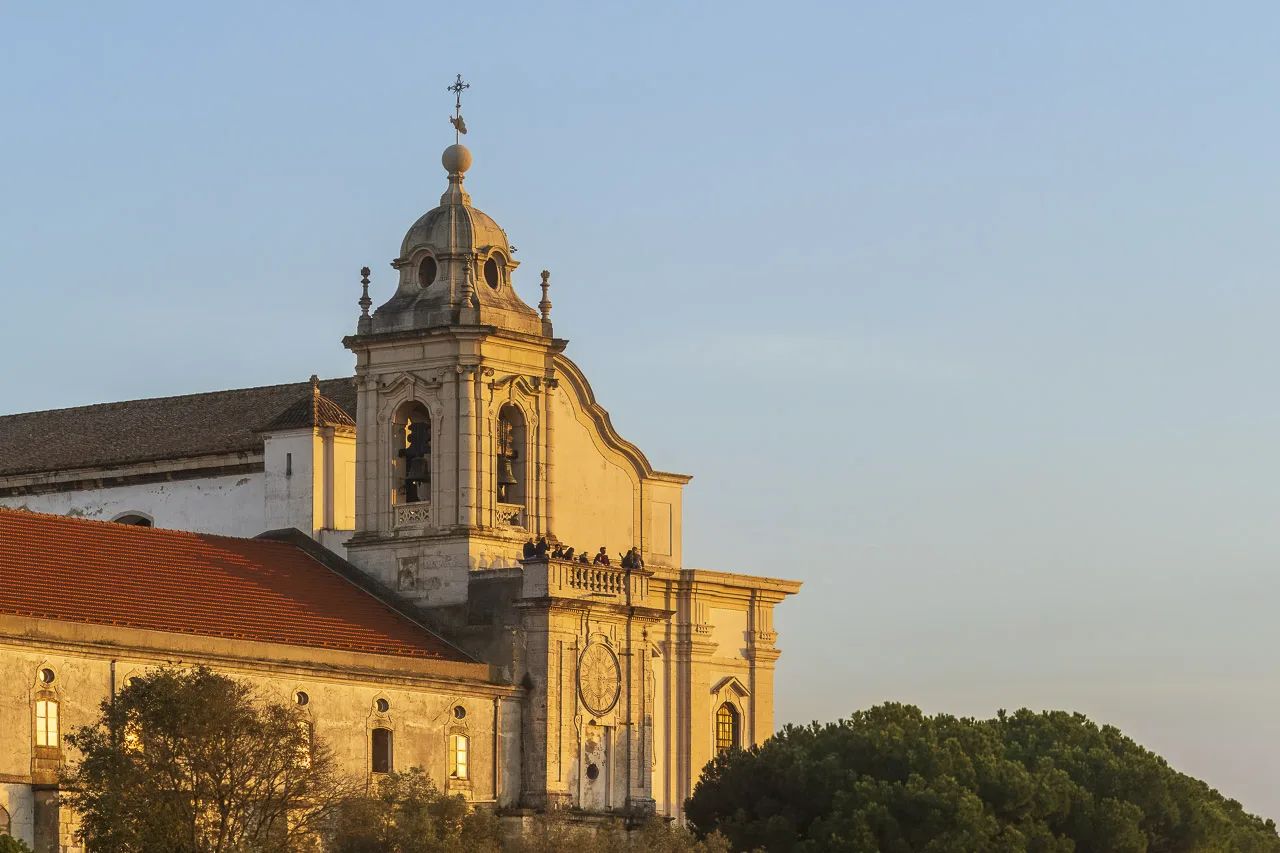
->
[520, 557, 652, 602]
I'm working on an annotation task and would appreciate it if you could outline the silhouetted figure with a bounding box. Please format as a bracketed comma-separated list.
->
[594, 547, 611, 567]
[620, 550, 633, 568]
[551, 544, 565, 559]
[523, 539, 536, 559]
[563, 547, 575, 561]
[578, 552, 591, 564]
[624, 547, 643, 569]
[535, 537, 549, 557]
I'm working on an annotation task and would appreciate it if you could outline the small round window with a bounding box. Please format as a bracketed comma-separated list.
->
[419, 257, 437, 288]
[376, 698, 390, 713]
[483, 257, 500, 289]
[38, 668, 55, 685]
[453, 705, 466, 720]
[295, 691, 309, 707]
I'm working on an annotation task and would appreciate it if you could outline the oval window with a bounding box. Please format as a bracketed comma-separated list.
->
[39, 668, 55, 684]
[419, 257, 437, 288]
[483, 257, 500, 289]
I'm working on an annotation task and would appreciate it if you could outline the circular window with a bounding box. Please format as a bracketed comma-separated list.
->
[586, 763, 600, 781]
[453, 705, 466, 720]
[295, 691, 309, 707]
[38, 668, 55, 685]
[419, 257, 437, 288]
[483, 257, 500, 289]
[376, 698, 390, 713]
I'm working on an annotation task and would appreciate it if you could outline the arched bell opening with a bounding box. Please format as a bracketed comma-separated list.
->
[392, 401, 432, 508]
[495, 405, 527, 525]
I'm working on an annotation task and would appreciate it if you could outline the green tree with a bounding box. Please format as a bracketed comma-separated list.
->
[0, 835, 35, 853]
[329, 767, 502, 853]
[686, 703, 1280, 853]
[61, 666, 352, 853]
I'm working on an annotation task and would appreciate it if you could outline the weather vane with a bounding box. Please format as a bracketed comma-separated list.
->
[448, 74, 469, 142]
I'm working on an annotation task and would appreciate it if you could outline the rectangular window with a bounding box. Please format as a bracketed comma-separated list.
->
[449, 733, 469, 780]
[35, 699, 58, 748]
[371, 727, 392, 774]
[286, 452, 293, 477]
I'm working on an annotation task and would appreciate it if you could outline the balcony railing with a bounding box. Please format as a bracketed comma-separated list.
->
[496, 502, 524, 528]
[394, 501, 430, 528]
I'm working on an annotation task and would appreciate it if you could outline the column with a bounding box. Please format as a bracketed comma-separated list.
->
[457, 366, 476, 527]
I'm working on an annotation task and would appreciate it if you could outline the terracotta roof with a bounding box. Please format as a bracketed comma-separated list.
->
[0, 378, 357, 477]
[0, 509, 470, 662]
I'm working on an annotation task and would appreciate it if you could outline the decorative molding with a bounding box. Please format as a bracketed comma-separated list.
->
[711, 675, 751, 699]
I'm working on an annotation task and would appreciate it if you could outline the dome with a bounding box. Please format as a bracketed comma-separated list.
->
[399, 202, 509, 260]
[365, 144, 541, 337]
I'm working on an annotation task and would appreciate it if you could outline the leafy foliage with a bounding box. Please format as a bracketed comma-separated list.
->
[330, 769, 731, 853]
[61, 666, 351, 853]
[686, 703, 1280, 853]
[0, 835, 34, 853]
[330, 767, 501, 853]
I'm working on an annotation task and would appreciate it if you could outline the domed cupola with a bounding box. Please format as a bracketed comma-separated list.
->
[366, 144, 543, 336]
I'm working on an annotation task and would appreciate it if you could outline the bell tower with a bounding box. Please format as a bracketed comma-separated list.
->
[343, 140, 561, 606]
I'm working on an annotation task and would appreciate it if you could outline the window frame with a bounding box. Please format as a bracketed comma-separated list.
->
[715, 702, 739, 755]
[35, 697, 59, 749]
[448, 732, 470, 781]
[371, 726, 393, 775]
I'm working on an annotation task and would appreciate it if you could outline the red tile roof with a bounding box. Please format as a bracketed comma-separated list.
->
[0, 510, 471, 663]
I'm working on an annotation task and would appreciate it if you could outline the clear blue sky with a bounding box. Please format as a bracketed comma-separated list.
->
[5, 0, 1280, 817]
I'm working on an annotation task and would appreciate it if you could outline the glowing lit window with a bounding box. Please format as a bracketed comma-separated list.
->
[449, 733, 469, 780]
[715, 702, 739, 755]
[35, 698, 59, 748]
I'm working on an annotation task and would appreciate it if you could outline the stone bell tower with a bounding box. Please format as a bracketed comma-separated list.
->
[342, 113, 798, 821]
[343, 142, 561, 607]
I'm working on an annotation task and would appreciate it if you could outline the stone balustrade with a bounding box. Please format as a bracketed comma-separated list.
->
[519, 557, 650, 602]
[393, 501, 430, 528]
[496, 502, 524, 528]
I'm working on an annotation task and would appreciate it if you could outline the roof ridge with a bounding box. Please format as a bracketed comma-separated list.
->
[0, 377, 354, 421]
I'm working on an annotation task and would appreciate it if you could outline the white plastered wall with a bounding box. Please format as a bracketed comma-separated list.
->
[0, 473, 267, 537]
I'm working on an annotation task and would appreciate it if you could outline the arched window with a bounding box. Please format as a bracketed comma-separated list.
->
[112, 513, 152, 527]
[715, 702, 739, 755]
[483, 255, 501, 289]
[35, 697, 59, 748]
[0, 805, 10, 835]
[449, 733, 469, 780]
[495, 405, 526, 518]
[393, 402, 432, 506]
[371, 727, 392, 774]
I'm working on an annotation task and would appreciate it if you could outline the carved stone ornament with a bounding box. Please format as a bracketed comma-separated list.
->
[578, 643, 621, 716]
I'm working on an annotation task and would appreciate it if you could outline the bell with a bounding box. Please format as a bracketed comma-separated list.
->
[497, 456, 518, 488]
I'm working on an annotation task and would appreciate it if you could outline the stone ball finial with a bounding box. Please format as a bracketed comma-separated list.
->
[442, 144, 472, 175]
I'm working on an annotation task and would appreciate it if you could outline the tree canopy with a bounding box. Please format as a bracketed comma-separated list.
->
[686, 703, 1280, 853]
[62, 666, 350, 853]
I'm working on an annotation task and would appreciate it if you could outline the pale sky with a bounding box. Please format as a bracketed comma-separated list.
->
[4, 1, 1280, 818]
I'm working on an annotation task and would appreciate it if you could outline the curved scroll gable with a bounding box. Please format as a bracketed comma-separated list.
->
[551, 354, 691, 485]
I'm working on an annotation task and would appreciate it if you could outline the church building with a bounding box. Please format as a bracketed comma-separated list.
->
[0, 134, 800, 851]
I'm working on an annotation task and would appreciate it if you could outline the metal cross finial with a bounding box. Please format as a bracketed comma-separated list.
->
[448, 74, 470, 143]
